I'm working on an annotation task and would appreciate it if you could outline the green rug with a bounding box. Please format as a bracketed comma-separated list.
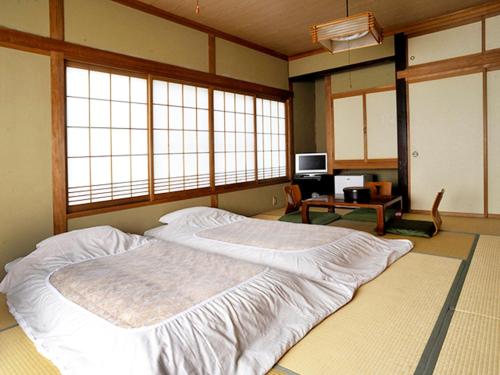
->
[342, 208, 397, 223]
[279, 211, 341, 225]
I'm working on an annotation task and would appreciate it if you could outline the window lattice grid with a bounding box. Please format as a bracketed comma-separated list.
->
[256, 98, 287, 179]
[66, 67, 149, 206]
[213, 90, 256, 186]
[152, 80, 210, 193]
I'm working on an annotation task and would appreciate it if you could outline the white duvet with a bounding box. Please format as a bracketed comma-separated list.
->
[145, 207, 414, 287]
[0, 226, 356, 375]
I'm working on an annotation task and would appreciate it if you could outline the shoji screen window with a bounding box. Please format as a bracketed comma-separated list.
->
[152, 80, 210, 193]
[256, 99, 287, 179]
[213, 90, 255, 186]
[66, 67, 149, 207]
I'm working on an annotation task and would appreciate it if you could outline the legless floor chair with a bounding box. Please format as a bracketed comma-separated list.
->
[279, 185, 340, 225]
[386, 189, 445, 238]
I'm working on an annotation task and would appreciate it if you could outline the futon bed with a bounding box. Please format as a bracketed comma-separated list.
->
[1, 209, 413, 375]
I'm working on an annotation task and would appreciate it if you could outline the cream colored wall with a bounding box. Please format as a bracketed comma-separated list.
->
[65, 0, 209, 72]
[485, 15, 500, 51]
[408, 22, 482, 66]
[487, 70, 500, 214]
[331, 63, 395, 94]
[0, 47, 52, 278]
[68, 196, 211, 234]
[289, 36, 394, 78]
[0, 0, 49, 37]
[292, 81, 316, 153]
[218, 183, 287, 217]
[215, 38, 289, 90]
[366, 90, 397, 159]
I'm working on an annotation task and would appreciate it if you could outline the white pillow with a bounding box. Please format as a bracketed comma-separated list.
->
[4, 257, 24, 273]
[158, 206, 242, 225]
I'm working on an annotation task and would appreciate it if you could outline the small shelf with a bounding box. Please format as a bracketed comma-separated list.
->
[333, 159, 398, 170]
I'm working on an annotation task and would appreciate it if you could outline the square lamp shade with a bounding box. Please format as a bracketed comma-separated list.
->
[310, 12, 383, 54]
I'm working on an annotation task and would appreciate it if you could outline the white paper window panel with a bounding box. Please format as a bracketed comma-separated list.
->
[409, 73, 483, 214]
[333, 95, 364, 160]
[366, 90, 397, 159]
[488, 70, 500, 214]
[486, 15, 500, 51]
[408, 22, 482, 66]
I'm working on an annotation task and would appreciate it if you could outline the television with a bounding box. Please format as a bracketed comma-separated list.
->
[295, 153, 328, 176]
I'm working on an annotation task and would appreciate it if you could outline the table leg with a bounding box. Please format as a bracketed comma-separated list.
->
[328, 206, 335, 213]
[375, 207, 385, 235]
[395, 199, 403, 219]
[301, 204, 311, 224]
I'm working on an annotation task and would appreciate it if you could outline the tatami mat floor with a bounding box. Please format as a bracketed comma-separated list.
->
[0, 210, 499, 375]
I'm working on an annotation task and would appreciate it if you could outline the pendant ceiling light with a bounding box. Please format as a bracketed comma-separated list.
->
[310, 0, 383, 54]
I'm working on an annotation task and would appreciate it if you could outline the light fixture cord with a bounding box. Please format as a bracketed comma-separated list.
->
[195, 0, 200, 14]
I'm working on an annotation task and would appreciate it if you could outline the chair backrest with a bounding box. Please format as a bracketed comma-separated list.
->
[431, 189, 445, 235]
[365, 181, 392, 197]
[283, 185, 302, 214]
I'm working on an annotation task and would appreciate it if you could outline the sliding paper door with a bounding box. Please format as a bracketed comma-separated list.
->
[488, 70, 500, 214]
[409, 73, 484, 214]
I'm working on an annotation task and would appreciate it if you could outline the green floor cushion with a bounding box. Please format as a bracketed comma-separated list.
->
[279, 211, 341, 225]
[341, 208, 397, 223]
[385, 219, 436, 238]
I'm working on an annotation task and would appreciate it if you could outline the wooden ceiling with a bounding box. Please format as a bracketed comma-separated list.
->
[139, 0, 493, 56]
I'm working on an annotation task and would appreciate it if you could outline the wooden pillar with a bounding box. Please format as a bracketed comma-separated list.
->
[324, 75, 334, 173]
[50, 0, 67, 233]
[395, 32, 410, 212]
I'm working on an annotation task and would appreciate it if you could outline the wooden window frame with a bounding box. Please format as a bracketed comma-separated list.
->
[64, 61, 290, 218]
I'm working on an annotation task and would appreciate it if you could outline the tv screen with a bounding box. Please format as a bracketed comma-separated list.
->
[295, 153, 327, 175]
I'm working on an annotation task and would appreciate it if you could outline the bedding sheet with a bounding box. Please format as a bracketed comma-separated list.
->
[145, 207, 413, 287]
[0, 226, 354, 375]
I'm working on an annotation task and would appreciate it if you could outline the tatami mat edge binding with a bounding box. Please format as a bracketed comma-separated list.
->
[413, 234, 480, 375]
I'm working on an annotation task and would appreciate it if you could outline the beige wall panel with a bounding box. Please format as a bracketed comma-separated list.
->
[218, 183, 287, 216]
[332, 63, 395, 94]
[366, 90, 397, 159]
[68, 196, 211, 234]
[0, 47, 52, 278]
[0, 0, 49, 37]
[408, 22, 482, 66]
[485, 15, 500, 51]
[315, 78, 326, 153]
[333, 96, 364, 160]
[409, 73, 483, 214]
[487, 70, 500, 214]
[293, 81, 317, 153]
[289, 36, 394, 78]
[215, 38, 289, 90]
[65, 0, 209, 72]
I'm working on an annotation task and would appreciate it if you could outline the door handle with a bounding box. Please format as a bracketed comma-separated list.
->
[412, 151, 419, 158]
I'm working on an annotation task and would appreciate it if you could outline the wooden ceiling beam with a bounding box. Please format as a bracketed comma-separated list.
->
[112, 0, 288, 61]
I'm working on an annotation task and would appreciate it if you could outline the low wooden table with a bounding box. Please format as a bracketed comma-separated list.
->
[301, 194, 403, 235]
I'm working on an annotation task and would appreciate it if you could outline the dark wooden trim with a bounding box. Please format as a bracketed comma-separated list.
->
[210, 194, 218, 208]
[324, 75, 335, 173]
[208, 34, 216, 74]
[51, 52, 67, 233]
[67, 178, 289, 219]
[398, 49, 500, 82]
[483, 69, 488, 217]
[0, 27, 292, 101]
[395, 33, 410, 212]
[208, 88, 215, 191]
[49, 0, 64, 40]
[333, 159, 398, 170]
[111, 0, 288, 60]
[286, 81, 294, 178]
[290, 56, 395, 82]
